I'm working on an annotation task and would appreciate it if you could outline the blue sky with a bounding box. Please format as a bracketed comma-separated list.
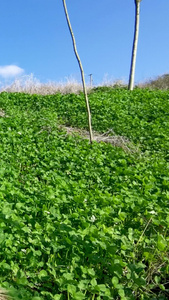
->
[0, 0, 168, 86]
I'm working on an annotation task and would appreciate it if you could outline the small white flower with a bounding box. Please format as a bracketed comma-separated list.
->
[90, 215, 96, 222]
[149, 210, 156, 215]
[18, 132, 22, 135]
[21, 249, 26, 253]
[44, 211, 50, 214]
[84, 199, 87, 203]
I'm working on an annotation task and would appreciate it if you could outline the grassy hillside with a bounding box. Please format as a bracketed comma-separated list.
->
[0, 89, 169, 300]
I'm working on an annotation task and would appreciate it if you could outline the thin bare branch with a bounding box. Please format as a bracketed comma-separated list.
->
[62, 0, 93, 143]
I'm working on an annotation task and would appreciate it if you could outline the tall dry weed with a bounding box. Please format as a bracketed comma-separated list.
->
[0, 74, 91, 95]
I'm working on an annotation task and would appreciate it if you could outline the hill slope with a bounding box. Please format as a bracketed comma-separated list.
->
[0, 89, 168, 300]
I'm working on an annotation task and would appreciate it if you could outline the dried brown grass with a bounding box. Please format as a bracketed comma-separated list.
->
[59, 125, 140, 153]
[0, 74, 129, 95]
[138, 73, 169, 90]
[0, 289, 9, 300]
[0, 74, 91, 95]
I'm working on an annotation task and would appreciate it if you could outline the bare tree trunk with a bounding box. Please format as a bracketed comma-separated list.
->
[128, 0, 141, 91]
[62, 0, 93, 143]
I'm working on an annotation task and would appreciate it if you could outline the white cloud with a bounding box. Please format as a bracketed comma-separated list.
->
[0, 65, 24, 78]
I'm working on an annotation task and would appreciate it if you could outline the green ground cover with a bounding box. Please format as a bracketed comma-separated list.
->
[0, 89, 169, 299]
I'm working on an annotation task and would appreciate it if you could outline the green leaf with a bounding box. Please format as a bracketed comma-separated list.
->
[16, 277, 28, 286]
[53, 295, 62, 300]
[91, 278, 97, 286]
[118, 211, 127, 221]
[159, 284, 165, 291]
[128, 228, 134, 241]
[38, 270, 48, 279]
[97, 284, 107, 292]
[166, 215, 169, 224]
[67, 284, 76, 295]
[2, 263, 11, 270]
[157, 234, 167, 251]
[87, 268, 95, 277]
[118, 288, 126, 299]
[112, 276, 119, 287]
[78, 280, 89, 290]
[154, 276, 160, 284]
[74, 291, 85, 300]
[63, 272, 74, 281]
[134, 277, 146, 287]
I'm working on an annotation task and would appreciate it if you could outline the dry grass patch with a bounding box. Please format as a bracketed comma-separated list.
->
[0, 75, 92, 95]
[0, 289, 9, 300]
[59, 125, 140, 153]
[138, 73, 169, 90]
